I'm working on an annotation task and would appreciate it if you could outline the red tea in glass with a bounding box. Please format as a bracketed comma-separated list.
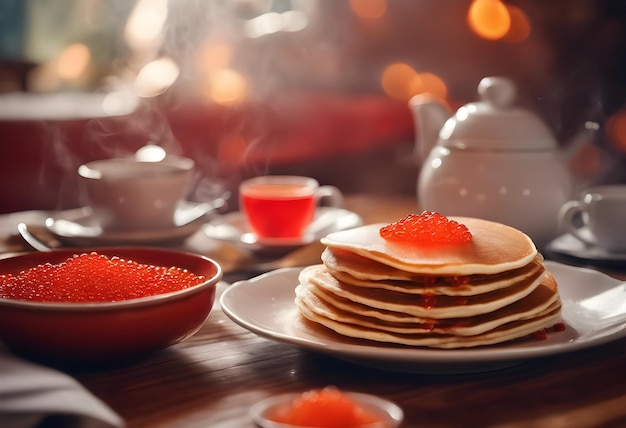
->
[240, 176, 343, 239]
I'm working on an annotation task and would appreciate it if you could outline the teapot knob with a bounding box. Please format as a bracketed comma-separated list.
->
[478, 77, 516, 109]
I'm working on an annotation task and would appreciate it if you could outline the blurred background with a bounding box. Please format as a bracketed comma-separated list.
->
[1, 0, 625, 213]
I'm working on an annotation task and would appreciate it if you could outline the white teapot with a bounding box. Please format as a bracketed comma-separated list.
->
[409, 76, 597, 249]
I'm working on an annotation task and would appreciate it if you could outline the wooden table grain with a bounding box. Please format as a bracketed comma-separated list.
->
[4, 194, 626, 427]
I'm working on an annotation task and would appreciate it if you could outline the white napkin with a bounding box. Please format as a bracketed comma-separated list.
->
[0, 351, 125, 428]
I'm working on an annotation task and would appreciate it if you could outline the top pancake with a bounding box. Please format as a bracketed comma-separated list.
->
[320, 217, 537, 275]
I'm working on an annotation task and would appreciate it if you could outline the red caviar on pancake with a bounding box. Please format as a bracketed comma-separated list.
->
[0, 252, 205, 303]
[380, 212, 472, 245]
[271, 386, 381, 428]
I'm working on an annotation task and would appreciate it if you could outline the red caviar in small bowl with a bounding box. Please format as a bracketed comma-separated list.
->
[251, 386, 403, 428]
[0, 247, 222, 366]
[0, 252, 206, 302]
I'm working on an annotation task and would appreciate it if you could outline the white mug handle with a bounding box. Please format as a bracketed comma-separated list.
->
[558, 200, 595, 246]
[314, 185, 343, 208]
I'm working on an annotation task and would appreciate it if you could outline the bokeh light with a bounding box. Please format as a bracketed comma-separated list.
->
[134, 57, 180, 97]
[417, 72, 448, 99]
[503, 5, 531, 42]
[206, 69, 247, 106]
[349, 0, 387, 19]
[381, 63, 447, 102]
[468, 0, 511, 40]
[56, 43, 91, 80]
[244, 10, 309, 38]
[124, 0, 168, 50]
[381, 63, 417, 101]
[607, 108, 626, 153]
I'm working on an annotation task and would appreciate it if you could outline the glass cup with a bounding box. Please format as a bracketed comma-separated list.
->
[239, 175, 343, 239]
[558, 184, 626, 253]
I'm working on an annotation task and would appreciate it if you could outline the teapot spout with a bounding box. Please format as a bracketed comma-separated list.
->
[408, 94, 451, 164]
[563, 121, 600, 161]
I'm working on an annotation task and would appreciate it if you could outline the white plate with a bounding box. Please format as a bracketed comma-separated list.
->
[45, 200, 224, 246]
[203, 207, 362, 253]
[220, 261, 626, 373]
[545, 230, 626, 262]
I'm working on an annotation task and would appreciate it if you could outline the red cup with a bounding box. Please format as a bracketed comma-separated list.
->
[240, 176, 343, 239]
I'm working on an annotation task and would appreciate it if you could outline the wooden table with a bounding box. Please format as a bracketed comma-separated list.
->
[2, 194, 626, 427]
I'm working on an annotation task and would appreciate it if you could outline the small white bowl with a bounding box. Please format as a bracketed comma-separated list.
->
[250, 391, 404, 428]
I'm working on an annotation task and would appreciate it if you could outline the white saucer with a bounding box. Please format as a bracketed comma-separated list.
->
[221, 261, 626, 373]
[45, 200, 224, 246]
[202, 207, 362, 253]
[545, 228, 626, 262]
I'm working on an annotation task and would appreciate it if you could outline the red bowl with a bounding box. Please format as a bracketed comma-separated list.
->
[0, 247, 222, 366]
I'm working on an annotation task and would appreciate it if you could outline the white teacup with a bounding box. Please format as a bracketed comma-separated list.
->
[78, 155, 195, 231]
[558, 185, 626, 253]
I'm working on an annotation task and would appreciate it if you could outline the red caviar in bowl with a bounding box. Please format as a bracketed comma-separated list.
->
[380, 212, 472, 245]
[0, 252, 205, 303]
[271, 386, 381, 428]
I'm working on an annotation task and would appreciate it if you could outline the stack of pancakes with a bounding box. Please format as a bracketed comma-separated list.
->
[295, 217, 562, 348]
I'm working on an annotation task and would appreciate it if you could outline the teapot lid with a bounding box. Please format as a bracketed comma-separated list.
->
[439, 77, 557, 150]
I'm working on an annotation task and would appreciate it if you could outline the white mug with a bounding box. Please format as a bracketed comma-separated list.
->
[558, 185, 626, 253]
[78, 155, 194, 231]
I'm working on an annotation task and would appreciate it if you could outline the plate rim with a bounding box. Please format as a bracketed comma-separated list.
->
[220, 261, 626, 367]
